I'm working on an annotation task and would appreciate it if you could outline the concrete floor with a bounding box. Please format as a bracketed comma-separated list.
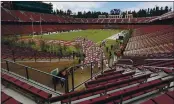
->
[1, 85, 36, 104]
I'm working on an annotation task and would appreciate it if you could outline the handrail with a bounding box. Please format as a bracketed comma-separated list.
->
[117, 59, 134, 65]
[145, 58, 174, 61]
[144, 58, 174, 67]
[143, 66, 174, 70]
[116, 64, 133, 66]
[1, 59, 65, 80]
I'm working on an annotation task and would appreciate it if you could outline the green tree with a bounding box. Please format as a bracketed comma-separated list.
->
[40, 40, 45, 51]
[164, 6, 169, 13]
[67, 9, 72, 15]
[160, 7, 164, 15]
[56, 9, 60, 14]
[155, 6, 159, 16]
[77, 12, 82, 18]
[132, 10, 137, 18]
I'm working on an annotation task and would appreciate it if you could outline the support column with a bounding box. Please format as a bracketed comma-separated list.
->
[65, 73, 69, 93]
[6, 61, 9, 71]
[12, 50, 15, 62]
[90, 62, 93, 79]
[120, 94, 123, 104]
[101, 52, 104, 74]
[54, 78, 57, 91]
[34, 52, 36, 62]
[71, 67, 74, 91]
[50, 53, 51, 62]
[25, 67, 29, 80]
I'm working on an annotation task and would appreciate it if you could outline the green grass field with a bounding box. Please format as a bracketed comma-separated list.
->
[28, 29, 122, 43]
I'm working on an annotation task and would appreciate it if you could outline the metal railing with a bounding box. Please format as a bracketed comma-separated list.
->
[145, 58, 174, 61]
[1, 56, 108, 94]
[64, 58, 107, 92]
[144, 58, 174, 68]
[143, 66, 174, 70]
[1, 59, 66, 94]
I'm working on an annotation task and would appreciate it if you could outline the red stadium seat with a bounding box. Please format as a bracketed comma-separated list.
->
[152, 94, 174, 104]
[1, 73, 52, 101]
[141, 100, 155, 104]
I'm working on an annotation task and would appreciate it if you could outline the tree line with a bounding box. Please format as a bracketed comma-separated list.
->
[52, 5, 172, 18]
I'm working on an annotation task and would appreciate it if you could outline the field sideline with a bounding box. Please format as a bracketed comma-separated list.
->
[26, 29, 122, 43]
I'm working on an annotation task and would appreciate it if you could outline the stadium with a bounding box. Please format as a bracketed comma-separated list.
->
[1, 1, 174, 104]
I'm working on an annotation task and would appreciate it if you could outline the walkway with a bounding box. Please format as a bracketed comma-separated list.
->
[107, 30, 124, 40]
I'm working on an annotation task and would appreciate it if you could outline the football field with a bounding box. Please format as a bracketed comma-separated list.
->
[29, 29, 122, 43]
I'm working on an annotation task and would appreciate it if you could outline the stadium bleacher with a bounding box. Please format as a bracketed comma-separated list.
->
[2, 7, 170, 24]
[78, 77, 173, 104]
[1, 73, 52, 103]
[124, 25, 174, 57]
[50, 73, 151, 103]
[47, 63, 173, 104]
[1, 2, 174, 104]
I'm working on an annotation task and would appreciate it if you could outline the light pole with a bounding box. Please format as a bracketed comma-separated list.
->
[31, 15, 34, 35]
[40, 14, 43, 35]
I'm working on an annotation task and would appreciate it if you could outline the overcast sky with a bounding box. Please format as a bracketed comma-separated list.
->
[45, 2, 173, 13]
